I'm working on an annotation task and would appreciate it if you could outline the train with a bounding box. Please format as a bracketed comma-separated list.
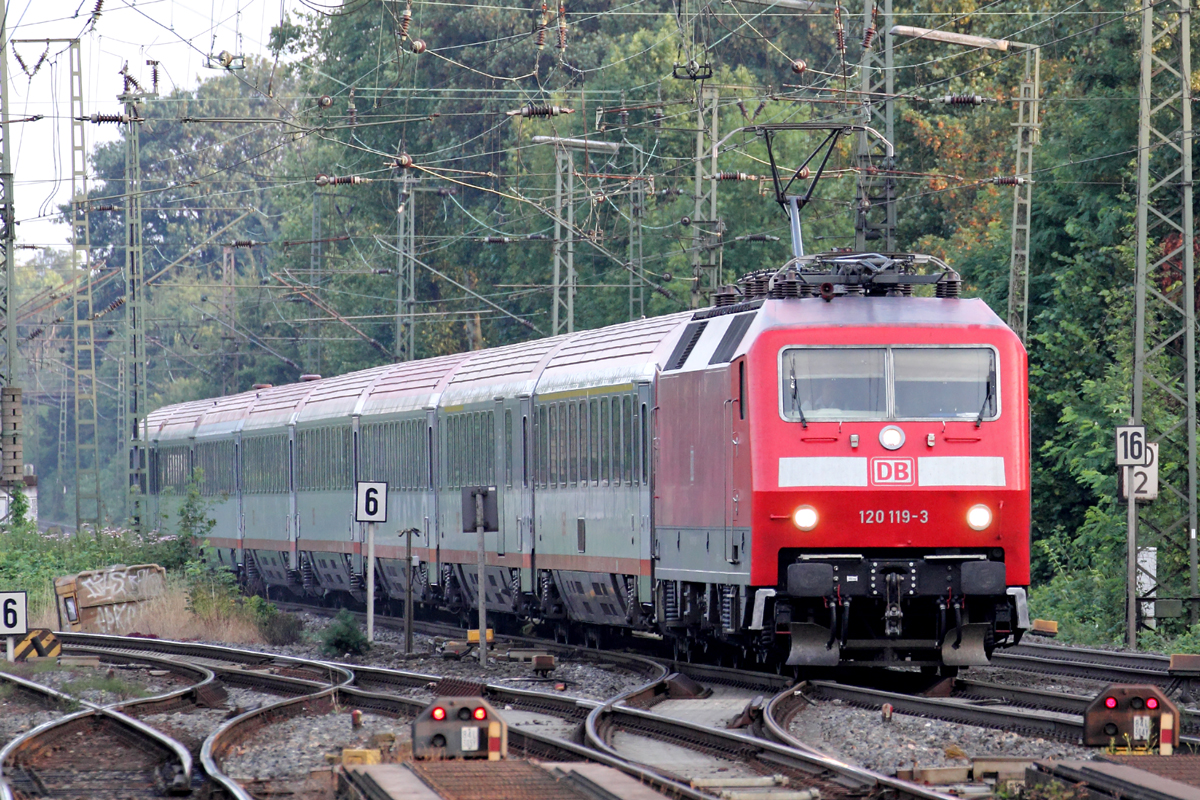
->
[146, 250, 1031, 673]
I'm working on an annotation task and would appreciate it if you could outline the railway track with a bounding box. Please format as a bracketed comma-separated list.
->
[0, 663, 196, 800]
[23, 632, 960, 800]
[990, 641, 1173, 684]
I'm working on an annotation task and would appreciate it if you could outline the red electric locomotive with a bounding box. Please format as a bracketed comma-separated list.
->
[657, 252, 1030, 671]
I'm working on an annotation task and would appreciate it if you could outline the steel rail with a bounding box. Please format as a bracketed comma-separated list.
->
[990, 642, 1172, 683]
[0, 666, 195, 800]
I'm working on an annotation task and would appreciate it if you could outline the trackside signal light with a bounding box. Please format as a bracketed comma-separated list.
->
[432, 706, 447, 721]
[1104, 697, 1117, 709]
[474, 707, 488, 720]
[1148, 697, 1160, 710]
[793, 506, 818, 531]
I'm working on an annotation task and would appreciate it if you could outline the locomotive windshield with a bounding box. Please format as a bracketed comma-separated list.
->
[782, 346, 997, 421]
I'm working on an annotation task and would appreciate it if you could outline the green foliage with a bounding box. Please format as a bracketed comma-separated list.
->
[185, 557, 242, 621]
[166, 471, 215, 569]
[8, 489, 28, 526]
[61, 675, 150, 700]
[245, 595, 306, 646]
[320, 609, 370, 657]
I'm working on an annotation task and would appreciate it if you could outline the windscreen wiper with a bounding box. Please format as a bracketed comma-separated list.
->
[790, 366, 807, 428]
[974, 380, 992, 428]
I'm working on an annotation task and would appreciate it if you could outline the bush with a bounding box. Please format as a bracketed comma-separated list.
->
[245, 595, 305, 646]
[320, 609, 370, 656]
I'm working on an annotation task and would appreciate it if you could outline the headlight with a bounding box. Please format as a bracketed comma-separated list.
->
[879, 425, 905, 450]
[966, 504, 993, 530]
[793, 505, 818, 530]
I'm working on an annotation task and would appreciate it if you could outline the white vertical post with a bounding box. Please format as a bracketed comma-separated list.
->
[1127, 463, 1138, 648]
[367, 521, 376, 643]
[6, 635, 12, 663]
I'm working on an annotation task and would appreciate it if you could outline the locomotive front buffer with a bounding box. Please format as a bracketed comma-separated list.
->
[1083, 684, 1179, 753]
[412, 696, 508, 760]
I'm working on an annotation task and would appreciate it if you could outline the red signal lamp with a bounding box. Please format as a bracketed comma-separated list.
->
[1104, 697, 1118, 709]
[473, 707, 488, 720]
[431, 706, 447, 721]
[1147, 697, 1159, 710]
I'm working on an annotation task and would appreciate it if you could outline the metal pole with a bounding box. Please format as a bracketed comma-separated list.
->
[5, 635, 11, 663]
[566, 156, 575, 334]
[309, 190, 321, 373]
[405, 527, 414, 654]
[0, 0, 14, 390]
[1128, 464, 1138, 648]
[552, 150, 566, 335]
[853, 0, 895, 253]
[122, 89, 150, 533]
[1132, 0, 1196, 622]
[691, 87, 720, 307]
[396, 174, 415, 361]
[475, 489, 487, 666]
[366, 520, 376, 642]
[1006, 47, 1040, 341]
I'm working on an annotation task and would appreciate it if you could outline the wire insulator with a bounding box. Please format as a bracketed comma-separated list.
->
[506, 104, 574, 117]
[87, 113, 129, 124]
[146, 60, 160, 93]
[717, 172, 753, 181]
[752, 100, 767, 120]
[89, 204, 118, 212]
[393, 153, 414, 168]
[317, 95, 333, 108]
[932, 94, 984, 106]
[483, 236, 513, 243]
[991, 176, 1027, 185]
[232, 240, 257, 248]
[411, 39, 426, 53]
[797, 166, 811, 179]
[557, 6, 568, 51]
[535, 24, 547, 49]
[91, 0, 104, 19]
[834, 6, 845, 55]
[315, 174, 369, 186]
[618, 109, 629, 127]
[399, 4, 412, 39]
[653, 107, 664, 128]
[861, 25, 876, 49]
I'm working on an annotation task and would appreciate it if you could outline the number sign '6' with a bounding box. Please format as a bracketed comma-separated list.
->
[0, 591, 28, 636]
[356, 482, 388, 523]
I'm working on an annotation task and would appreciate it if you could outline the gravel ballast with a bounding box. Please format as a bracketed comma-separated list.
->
[789, 698, 1095, 775]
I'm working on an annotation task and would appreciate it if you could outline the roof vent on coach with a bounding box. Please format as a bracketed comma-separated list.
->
[299, 374, 322, 382]
[252, 383, 273, 390]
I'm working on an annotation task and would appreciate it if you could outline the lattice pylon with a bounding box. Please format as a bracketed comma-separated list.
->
[1131, 0, 1196, 639]
[70, 40, 102, 531]
[690, 86, 720, 308]
[853, 0, 895, 253]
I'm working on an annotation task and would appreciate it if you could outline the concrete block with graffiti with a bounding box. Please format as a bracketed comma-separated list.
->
[54, 564, 166, 634]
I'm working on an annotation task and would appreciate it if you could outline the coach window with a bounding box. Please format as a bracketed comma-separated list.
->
[567, 403, 578, 486]
[782, 348, 886, 421]
[587, 400, 597, 485]
[505, 410, 513, 488]
[548, 405, 559, 487]
[600, 399, 610, 485]
[738, 361, 747, 421]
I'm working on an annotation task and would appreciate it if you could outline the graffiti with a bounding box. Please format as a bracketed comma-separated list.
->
[78, 565, 165, 604]
[88, 602, 142, 634]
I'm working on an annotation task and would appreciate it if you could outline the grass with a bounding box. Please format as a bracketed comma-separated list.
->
[119, 573, 265, 644]
[61, 675, 150, 700]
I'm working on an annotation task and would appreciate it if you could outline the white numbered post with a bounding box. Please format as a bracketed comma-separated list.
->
[0, 591, 28, 663]
[1117, 423, 1148, 649]
[356, 482, 388, 643]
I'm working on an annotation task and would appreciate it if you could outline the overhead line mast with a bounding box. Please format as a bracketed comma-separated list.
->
[1131, 0, 1196, 642]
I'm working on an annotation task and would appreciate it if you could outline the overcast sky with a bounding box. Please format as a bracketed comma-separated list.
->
[7, 0, 302, 251]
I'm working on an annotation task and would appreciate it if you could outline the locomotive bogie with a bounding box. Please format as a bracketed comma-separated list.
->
[144, 278, 1031, 671]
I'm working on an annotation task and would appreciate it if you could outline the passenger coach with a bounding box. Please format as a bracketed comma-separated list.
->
[146, 253, 1031, 670]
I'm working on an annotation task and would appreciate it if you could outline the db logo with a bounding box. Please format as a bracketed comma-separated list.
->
[870, 457, 915, 486]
